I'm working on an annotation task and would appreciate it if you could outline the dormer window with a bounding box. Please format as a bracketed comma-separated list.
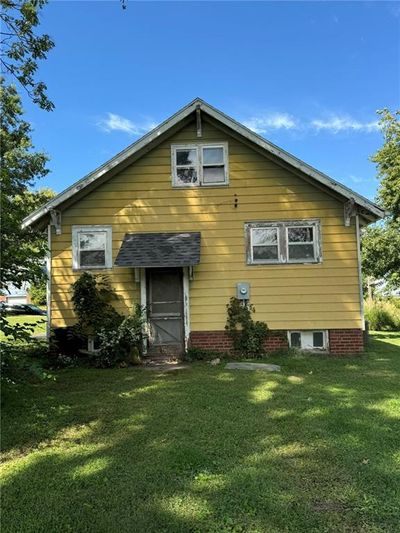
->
[172, 143, 228, 187]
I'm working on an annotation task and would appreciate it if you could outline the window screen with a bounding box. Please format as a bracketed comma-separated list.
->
[175, 148, 198, 185]
[251, 227, 279, 262]
[290, 332, 301, 348]
[246, 220, 320, 265]
[172, 144, 228, 187]
[202, 146, 225, 184]
[287, 226, 316, 261]
[72, 226, 112, 269]
[79, 232, 107, 267]
[313, 331, 324, 348]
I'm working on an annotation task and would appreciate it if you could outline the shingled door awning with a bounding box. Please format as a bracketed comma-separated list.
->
[115, 232, 201, 268]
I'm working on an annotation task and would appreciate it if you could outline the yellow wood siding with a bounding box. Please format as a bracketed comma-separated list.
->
[51, 118, 362, 330]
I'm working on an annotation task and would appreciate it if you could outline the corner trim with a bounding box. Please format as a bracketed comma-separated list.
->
[355, 214, 365, 330]
[46, 225, 52, 339]
[183, 267, 191, 350]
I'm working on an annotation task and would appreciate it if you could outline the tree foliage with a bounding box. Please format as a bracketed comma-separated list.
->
[362, 224, 400, 291]
[0, 0, 54, 110]
[0, 79, 55, 339]
[370, 109, 400, 223]
[29, 278, 47, 305]
[362, 109, 400, 291]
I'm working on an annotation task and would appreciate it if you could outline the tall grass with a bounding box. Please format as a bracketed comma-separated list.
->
[364, 298, 400, 331]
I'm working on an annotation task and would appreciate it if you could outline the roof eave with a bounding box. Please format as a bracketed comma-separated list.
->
[22, 98, 203, 229]
[23, 97, 384, 227]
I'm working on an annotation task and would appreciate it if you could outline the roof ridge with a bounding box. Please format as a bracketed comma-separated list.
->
[23, 98, 384, 228]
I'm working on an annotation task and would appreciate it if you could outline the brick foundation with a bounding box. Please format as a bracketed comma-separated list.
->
[189, 329, 364, 355]
[328, 329, 364, 354]
[189, 330, 288, 354]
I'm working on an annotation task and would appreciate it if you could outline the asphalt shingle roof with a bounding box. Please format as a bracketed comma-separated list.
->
[115, 232, 201, 268]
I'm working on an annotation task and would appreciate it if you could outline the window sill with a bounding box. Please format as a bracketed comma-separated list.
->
[72, 266, 113, 271]
[171, 183, 230, 189]
[247, 261, 322, 266]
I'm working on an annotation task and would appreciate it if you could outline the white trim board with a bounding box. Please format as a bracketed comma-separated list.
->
[22, 98, 385, 229]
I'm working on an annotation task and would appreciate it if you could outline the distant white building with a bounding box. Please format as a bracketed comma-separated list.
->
[370, 278, 400, 297]
[1, 283, 30, 305]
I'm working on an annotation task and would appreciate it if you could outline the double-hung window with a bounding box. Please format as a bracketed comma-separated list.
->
[72, 226, 112, 269]
[287, 226, 316, 262]
[172, 143, 228, 187]
[246, 220, 321, 265]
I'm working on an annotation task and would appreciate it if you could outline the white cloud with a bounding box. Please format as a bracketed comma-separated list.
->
[243, 112, 298, 133]
[348, 174, 363, 184]
[310, 115, 379, 134]
[97, 113, 157, 135]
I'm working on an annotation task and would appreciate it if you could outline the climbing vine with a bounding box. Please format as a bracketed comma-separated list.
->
[225, 297, 269, 357]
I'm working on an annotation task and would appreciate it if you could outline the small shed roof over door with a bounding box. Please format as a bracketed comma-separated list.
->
[115, 232, 201, 268]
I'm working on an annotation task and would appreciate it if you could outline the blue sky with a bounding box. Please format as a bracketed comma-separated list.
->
[22, 1, 399, 201]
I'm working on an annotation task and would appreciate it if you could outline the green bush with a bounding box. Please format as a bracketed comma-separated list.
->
[389, 297, 400, 310]
[185, 347, 225, 361]
[225, 297, 269, 357]
[1, 341, 53, 387]
[71, 272, 122, 340]
[92, 305, 146, 368]
[364, 299, 400, 331]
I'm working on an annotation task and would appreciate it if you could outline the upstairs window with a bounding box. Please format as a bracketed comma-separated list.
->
[72, 226, 112, 269]
[246, 220, 321, 265]
[172, 143, 228, 187]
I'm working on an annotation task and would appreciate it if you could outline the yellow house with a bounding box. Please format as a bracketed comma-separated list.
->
[23, 99, 384, 356]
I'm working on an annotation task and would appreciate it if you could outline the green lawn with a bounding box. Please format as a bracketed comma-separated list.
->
[1, 332, 399, 532]
[0, 314, 47, 340]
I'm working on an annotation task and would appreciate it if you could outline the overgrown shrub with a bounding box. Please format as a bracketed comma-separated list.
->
[185, 347, 226, 361]
[92, 305, 146, 368]
[51, 354, 79, 369]
[1, 341, 53, 387]
[71, 272, 123, 342]
[51, 326, 86, 357]
[389, 297, 400, 310]
[225, 297, 269, 357]
[364, 299, 400, 331]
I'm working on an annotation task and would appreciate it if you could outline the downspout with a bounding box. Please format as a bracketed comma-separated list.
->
[355, 214, 365, 330]
[46, 225, 52, 339]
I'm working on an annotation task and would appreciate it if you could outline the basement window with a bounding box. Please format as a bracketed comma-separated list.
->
[246, 220, 321, 265]
[289, 331, 328, 351]
[72, 226, 112, 270]
[172, 143, 228, 187]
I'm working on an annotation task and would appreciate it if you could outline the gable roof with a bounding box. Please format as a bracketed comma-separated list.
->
[23, 98, 384, 228]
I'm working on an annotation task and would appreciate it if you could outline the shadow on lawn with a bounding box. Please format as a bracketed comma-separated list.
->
[1, 336, 400, 532]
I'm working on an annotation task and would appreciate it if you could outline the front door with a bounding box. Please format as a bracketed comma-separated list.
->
[147, 268, 184, 356]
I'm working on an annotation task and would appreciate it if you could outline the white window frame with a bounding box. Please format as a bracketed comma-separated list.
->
[286, 225, 317, 264]
[250, 226, 281, 264]
[171, 142, 229, 188]
[245, 220, 321, 265]
[288, 330, 328, 351]
[72, 225, 112, 270]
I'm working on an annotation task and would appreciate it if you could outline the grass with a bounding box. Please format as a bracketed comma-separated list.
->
[1, 332, 399, 532]
[0, 314, 47, 340]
